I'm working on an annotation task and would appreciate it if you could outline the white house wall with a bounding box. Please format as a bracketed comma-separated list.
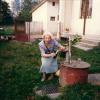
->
[47, 1, 59, 34]
[70, 0, 100, 36]
[70, 0, 83, 35]
[58, 0, 100, 37]
[64, 0, 73, 31]
[32, 2, 48, 32]
[85, 0, 100, 36]
[59, 0, 66, 32]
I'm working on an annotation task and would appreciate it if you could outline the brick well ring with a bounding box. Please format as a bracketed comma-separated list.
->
[59, 60, 90, 86]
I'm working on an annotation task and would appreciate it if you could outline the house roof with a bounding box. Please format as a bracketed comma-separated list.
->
[31, 0, 59, 13]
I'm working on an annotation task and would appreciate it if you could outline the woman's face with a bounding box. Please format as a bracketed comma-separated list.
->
[44, 35, 51, 43]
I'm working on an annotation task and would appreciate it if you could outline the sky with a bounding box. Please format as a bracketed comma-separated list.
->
[3, 0, 38, 10]
[3, 0, 38, 6]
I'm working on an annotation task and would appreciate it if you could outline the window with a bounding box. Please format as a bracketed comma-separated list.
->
[50, 16, 55, 21]
[52, 2, 55, 6]
[80, 0, 93, 18]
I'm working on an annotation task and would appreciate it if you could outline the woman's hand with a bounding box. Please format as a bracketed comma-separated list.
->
[42, 53, 56, 58]
[60, 46, 66, 51]
[50, 53, 56, 57]
[59, 45, 69, 53]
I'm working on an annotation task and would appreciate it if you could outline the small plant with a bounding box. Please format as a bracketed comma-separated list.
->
[71, 34, 82, 45]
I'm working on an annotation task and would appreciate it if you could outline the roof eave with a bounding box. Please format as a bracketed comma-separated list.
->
[30, 0, 47, 13]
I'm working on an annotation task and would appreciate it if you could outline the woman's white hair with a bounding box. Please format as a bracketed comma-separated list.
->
[42, 31, 53, 39]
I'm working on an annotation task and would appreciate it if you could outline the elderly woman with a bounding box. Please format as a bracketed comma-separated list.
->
[39, 32, 65, 81]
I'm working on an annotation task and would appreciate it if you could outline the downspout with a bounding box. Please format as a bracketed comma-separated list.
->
[83, 0, 88, 35]
[57, 0, 60, 40]
[58, 0, 65, 37]
[83, 12, 86, 35]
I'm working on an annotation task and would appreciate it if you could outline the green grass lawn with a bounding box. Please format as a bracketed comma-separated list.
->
[0, 40, 59, 100]
[0, 40, 100, 100]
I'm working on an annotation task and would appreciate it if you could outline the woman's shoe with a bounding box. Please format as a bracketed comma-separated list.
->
[41, 73, 46, 82]
[41, 77, 45, 82]
[48, 74, 53, 80]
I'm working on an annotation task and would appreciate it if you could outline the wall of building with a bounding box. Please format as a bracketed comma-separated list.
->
[71, 0, 100, 36]
[59, 0, 65, 32]
[64, 0, 73, 32]
[47, 1, 59, 34]
[32, 2, 48, 32]
[70, 0, 83, 35]
[85, 0, 100, 36]
[32, 1, 59, 34]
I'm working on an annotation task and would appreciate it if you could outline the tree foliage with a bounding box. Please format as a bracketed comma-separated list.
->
[17, 0, 33, 21]
[0, 0, 13, 25]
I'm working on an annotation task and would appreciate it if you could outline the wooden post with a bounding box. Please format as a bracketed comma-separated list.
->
[29, 22, 30, 42]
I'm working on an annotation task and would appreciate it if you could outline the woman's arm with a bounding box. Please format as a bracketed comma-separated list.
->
[54, 39, 66, 51]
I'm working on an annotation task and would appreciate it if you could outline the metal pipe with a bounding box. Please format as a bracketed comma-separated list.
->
[68, 35, 71, 64]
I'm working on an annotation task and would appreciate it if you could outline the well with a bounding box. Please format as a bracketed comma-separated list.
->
[59, 60, 90, 86]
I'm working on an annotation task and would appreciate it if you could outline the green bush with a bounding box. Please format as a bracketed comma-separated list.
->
[0, 27, 14, 35]
[71, 34, 82, 45]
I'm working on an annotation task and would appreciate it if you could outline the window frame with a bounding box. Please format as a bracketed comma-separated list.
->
[80, 0, 93, 19]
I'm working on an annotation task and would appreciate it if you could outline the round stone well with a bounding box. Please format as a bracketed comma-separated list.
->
[59, 60, 90, 86]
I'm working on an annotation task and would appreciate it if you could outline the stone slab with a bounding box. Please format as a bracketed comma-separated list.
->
[88, 73, 100, 85]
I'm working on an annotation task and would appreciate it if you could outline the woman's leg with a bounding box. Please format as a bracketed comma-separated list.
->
[48, 73, 53, 80]
[41, 73, 46, 81]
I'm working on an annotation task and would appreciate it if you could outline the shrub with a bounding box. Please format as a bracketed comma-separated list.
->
[0, 27, 14, 35]
[71, 34, 82, 45]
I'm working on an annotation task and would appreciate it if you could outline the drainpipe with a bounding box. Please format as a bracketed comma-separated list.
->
[57, 21, 61, 40]
[57, 0, 60, 40]
[83, 8, 87, 35]
[83, 0, 88, 35]
[58, 0, 65, 35]
[83, 16, 86, 35]
[68, 34, 71, 64]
